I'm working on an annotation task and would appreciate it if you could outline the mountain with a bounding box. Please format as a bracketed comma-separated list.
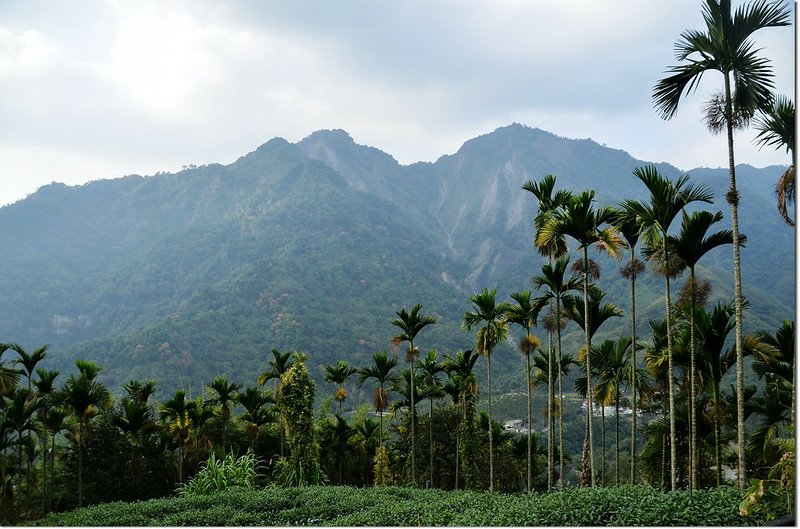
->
[1, 124, 793, 396]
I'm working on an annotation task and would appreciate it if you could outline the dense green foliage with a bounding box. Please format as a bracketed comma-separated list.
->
[179, 452, 257, 496]
[37, 484, 766, 526]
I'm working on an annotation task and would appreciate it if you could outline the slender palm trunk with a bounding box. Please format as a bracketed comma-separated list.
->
[525, 352, 531, 492]
[583, 246, 596, 486]
[556, 298, 566, 489]
[410, 360, 416, 486]
[547, 328, 554, 489]
[601, 403, 606, 486]
[615, 392, 621, 486]
[487, 353, 494, 492]
[723, 74, 746, 490]
[689, 268, 698, 490]
[49, 434, 56, 513]
[664, 239, 677, 491]
[714, 384, 722, 486]
[429, 396, 434, 488]
[78, 421, 84, 508]
[41, 434, 47, 517]
[661, 430, 667, 491]
[630, 254, 638, 484]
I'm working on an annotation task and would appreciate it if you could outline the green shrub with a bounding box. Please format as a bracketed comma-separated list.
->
[179, 451, 257, 496]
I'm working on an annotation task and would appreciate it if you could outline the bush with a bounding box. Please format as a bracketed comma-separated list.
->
[179, 451, 257, 496]
[38, 484, 768, 526]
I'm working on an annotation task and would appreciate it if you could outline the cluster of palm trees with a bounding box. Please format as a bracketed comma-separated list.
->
[0, 0, 794, 521]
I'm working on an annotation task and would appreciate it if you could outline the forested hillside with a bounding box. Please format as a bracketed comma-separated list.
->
[0, 124, 792, 395]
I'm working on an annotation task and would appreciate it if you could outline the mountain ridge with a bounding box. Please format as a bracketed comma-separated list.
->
[1, 123, 792, 396]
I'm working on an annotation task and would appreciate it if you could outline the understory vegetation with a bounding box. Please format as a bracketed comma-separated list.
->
[38, 484, 762, 527]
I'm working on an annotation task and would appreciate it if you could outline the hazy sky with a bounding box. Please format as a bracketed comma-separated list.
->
[0, 0, 795, 207]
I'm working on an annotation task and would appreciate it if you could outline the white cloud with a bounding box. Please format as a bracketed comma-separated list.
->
[0, 0, 794, 206]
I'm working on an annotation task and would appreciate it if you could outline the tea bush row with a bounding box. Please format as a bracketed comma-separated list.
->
[38, 484, 765, 526]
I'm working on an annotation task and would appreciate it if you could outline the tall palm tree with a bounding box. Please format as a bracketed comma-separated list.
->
[442, 349, 480, 490]
[236, 386, 274, 457]
[207, 375, 240, 453]
[613, 205, 646, 483]
[694, 301, 736, 485]
[0, 343, 21, 396]
[538, 190, 623, 486]
[754, 94, 795, 226]
[462, 288, 510, 492]
[356, 350, 399, 448]
[567, 284, 623, 486]
[39, 407, 68, 514]
[415, 349, 445, 488]
[503, 290, 541, 492]
[33, 368, 58, 516]
[10, 344, 48, 392]
[3, 387, 40, 509]
[323, 360, 357, 413]
[390, 303, 437, 486]
[668, 209, 736, 488]
[259, 349, 292, 457]
[623, 165, 713, 490]
[532, 256, 580, 487]
[111, 394, 157, 498]
[523, 174, 572, 490]
[160, 390, 195, 484]
[654, 0, 791, 488]
[58, 361, 111, 507]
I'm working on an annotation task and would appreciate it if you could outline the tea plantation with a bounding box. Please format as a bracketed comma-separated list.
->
[38, 485, 764, 526]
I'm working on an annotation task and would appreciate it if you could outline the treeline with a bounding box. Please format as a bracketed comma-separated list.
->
[0, 166, 795, 523]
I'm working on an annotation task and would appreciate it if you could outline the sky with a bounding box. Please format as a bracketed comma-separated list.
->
[0, 0, 795, 207]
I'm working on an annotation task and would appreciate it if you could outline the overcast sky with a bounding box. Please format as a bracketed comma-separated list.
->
[0, 0, 795, 207]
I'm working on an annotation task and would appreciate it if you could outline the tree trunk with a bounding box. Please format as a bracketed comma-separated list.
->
[429, 396, 434, 488]
[664, 238, 677, 491]
[78, 421, 84, 508]
[583, 246, 596, 486]
[487, 353, 494, 492]
[689, 267, 698, 490]
[547, 329, 554, 491]
[410, 343, 416, 486]
[525, 352, 531, 492]
[630, 255, 638, 484]
[615, 393, 621, 486]
[556, 298, 566, 489]
[724, 71, 746, 490]
[601, 402, 606, 486]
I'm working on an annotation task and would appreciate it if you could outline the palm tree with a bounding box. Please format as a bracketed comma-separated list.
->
[33, 368, 59, 516]
[160, 390, 194, 484]
[694, 301, 736, 485]
[442, 349, 480, 490]
[111, 394, 157, 498]
[3, 387, 40, 509]
[39, 407, 68, 514]
[356, 350, 399, 448]
[523, 174, 572, 490]
[58, 361, 111, 507]
[0, 343, 21, 396]
[668, 209, 736, 488]
[207, 375, 240, 453]
[236, 386, 274, 457]
[323, 360, 357, 413]
[390, 303, 437, 486]
[613, 205, 646, 483]
[623, 165, 713, 490]
[503, 290, 542, 492]
[538, 189, 623, 485]
[531, 256, 580, 487]
[10, 344, 48, 392]
[593, 338, 640, 486]
[415, 349, 445, 488]
[754, 94, 795, 226]
[462, 288, 510, 491]
[350, 414, 380, 486]
[259, 349, 292, 457]
[654, 0, 791, 488]
[567, 285, 623, 486]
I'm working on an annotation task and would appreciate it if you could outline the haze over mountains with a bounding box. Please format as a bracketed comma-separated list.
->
[1, 123, 793, 396]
